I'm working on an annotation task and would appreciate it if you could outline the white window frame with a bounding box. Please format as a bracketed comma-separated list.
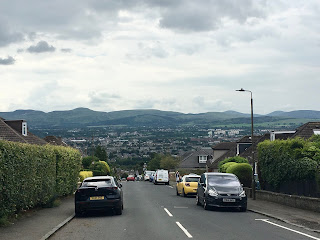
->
[198, 155, 207, 164]
[22, 122, 27, 136]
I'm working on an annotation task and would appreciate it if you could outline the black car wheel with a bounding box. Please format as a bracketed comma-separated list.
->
[203, 198, 210, 210]
[115, 206, 123, 215]
[75, 206, 81, 217]
[240, 206, 247, 212]
[182, 188, 186, 197]
[176, 188, 180, 196]
[196, 194, 201, 206]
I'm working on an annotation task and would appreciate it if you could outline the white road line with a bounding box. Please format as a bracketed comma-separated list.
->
[174, 206, 188, 209]
[168, 186, 173, 188]
[256, 219, 320, 240]
[176, 222, 193, 238]
[164, 208, 173, 217]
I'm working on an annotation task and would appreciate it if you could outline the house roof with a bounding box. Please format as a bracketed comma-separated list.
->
[44, 136, 68, 146]
[212, 142, 237, 150]
[291, 122, 320, 139]
[178, 148, 213, 169]
[0, 117, 47, 145]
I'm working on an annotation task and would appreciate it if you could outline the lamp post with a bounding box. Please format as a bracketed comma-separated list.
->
[236, 88, 256, 200]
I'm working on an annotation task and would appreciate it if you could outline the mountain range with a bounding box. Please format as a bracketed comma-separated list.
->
[1, 108, 320, 129]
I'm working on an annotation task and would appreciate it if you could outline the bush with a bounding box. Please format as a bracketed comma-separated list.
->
[82, 156, 100, 169]
[258, 138, 319, 196]
[218, 156, 249, 171]
[220, 162, 237, 173]
[79, 171, 93, 182]
[0, 140, 81, 220]
[91, 161, 110, 176]
[226, 163, 252, 187]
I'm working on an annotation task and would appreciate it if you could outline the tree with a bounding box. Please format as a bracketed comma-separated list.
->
[82, 156, 99, 169]
[148, 154, 161, 170]
[160, 155, 179, 170]
[94, 145, 108, 162]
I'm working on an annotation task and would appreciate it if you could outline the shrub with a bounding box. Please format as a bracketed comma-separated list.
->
[226, 163, 252, 187]
[218, 156, 249, 171]
[82, 156, 99, 169]
[0, 140, 81, 220]
[220, 162, 238, 173]
[79, 171, 93, 182]
[258, 138, 319, 195]
[91, 161, 110, 176]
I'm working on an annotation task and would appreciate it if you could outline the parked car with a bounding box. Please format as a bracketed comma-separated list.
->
[149, 172, 155, 182]
[127, 175, 135, 181]
[196, 172, 247, 211]
[153, 169, 169, 185]
[144, 170, 155, 181]
[176, 174, 200, 197]
[75, 176, 123, 216]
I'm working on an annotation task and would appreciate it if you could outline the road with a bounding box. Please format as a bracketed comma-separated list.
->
[51, 181, 320, 240]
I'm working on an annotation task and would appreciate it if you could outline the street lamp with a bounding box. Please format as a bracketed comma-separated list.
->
[236, 88, 256, 200]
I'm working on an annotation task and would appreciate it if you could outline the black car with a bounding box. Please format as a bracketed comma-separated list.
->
[196, 172, 247, 211]
[75, 176, 123, 216]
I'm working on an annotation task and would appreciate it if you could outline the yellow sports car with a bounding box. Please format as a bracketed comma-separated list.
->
[176, 174, 200, 197]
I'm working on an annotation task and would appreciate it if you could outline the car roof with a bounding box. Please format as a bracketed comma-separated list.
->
[83, 176, 113, 181]
[204, 172, 235, 177]
[184, 174, 200, 177]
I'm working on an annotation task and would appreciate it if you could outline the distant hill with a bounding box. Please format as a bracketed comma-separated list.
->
[267, 110, 320, 119]
[0, 108, 319, 129]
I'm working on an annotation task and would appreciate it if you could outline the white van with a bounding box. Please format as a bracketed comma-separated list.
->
[153, 169, 169, 185]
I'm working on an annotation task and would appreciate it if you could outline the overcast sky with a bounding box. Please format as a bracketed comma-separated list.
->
[0, 0, 319, 114]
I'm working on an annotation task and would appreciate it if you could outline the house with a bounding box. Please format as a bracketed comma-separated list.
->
[178, 147, 213, 170]
[291, 122, 320, 139]
[207, 122, 320, 172]
[0, 117, 47, 145]
[44, 136, 68, 147]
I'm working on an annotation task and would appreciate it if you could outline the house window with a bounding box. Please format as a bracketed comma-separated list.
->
[198, 155, 207, 163]
[313, 129, 320, 135]
[22, 122, 27, 136]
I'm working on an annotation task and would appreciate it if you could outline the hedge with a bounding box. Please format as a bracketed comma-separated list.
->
[219, 162, 237, 173]
[226, 163, 252, 187]
[258, 137, 320, 196]
[0, 140, 81, 219]
[79, 171, 93, 182]
[218, 156, 249, 172]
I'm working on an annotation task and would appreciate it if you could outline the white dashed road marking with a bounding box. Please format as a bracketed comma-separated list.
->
[256, 219, 320, 240]
[164, 208, 173, 217]
[176, 222, 193, 238]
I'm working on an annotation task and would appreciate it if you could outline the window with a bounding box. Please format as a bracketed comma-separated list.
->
[198, 155, 207, 163]
[22, 122, 27, 136]
[313, 129, 320, 135]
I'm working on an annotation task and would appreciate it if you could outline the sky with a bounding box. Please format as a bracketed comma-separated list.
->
[0, 0, 319, 114]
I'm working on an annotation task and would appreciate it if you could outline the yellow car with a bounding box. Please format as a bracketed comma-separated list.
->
[176, 174, 200, 197]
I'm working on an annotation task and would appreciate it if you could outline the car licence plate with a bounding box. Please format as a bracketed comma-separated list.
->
[223, 198, 236, 202]
[90, 196, 104, 200]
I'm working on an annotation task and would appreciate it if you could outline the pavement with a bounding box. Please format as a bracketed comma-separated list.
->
[0, 188, 319, 240]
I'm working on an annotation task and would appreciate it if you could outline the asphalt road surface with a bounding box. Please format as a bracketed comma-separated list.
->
[51, 181, 320, 240]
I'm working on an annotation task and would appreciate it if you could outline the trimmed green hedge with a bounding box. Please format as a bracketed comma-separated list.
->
[258, 137, 320, 196]
[218, 156, 249, 172]
[226, 163, 252, 187]
[219, 162, 237, 173]
[0, 140, 81, 219]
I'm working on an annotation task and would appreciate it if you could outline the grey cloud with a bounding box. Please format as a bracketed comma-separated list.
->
[61, 48, 72, 53]
[27, 41, 56, 53]
[0, 56, 15, 65]
[159, 0, 266, 32]
[0, 21, 24, 47]
[89, 92, 121, 106]
[128, 42, 169, 60]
